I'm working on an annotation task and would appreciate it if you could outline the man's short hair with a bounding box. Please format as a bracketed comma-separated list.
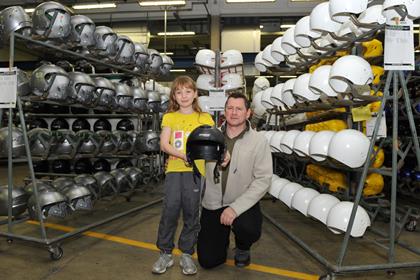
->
[225, 93, 251, 110]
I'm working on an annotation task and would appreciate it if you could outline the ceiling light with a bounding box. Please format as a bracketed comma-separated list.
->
[279, 75, 297, 78]
[415, 50, 420, 53]
[24, 8, 35, 13]
[157, 31, 195, 36]
[259, 25, 264, 29]
[255, 75, 274, 78]
[72, 3, 117, 9]
[280, 24, 295, 28]
[160, 52, 174, 55]
[139, 0, 186, 6]
[170, 69, 186, 72]
[226, 0, 275, 2]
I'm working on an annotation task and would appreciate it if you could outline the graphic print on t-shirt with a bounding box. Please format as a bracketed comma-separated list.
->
[174, 130, 184, 150]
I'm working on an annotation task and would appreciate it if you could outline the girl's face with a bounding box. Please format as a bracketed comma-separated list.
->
[174, 86, 197, 109]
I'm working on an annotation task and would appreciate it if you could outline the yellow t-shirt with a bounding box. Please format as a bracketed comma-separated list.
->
[161, 111, 215, 175]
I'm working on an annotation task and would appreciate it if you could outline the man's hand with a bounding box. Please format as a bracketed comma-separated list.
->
[220, 207, 237, 226]
[220, 150, 231, 168]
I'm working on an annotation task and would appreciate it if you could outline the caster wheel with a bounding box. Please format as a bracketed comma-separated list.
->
[386, 270, 396, 278]
[49, 246, 63, 261]
[126, 196, 131, 202]
[416, 271, 420, 280]
[319, 273, 335, 280]
[7, 239, 13, 244]
[405, 220, 417, 232]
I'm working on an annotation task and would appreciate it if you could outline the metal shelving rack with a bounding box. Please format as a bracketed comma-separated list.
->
[261, 21, 420, 279]
[0, 32, 163, 260]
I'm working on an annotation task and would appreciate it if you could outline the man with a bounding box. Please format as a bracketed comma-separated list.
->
[197, 92, 273, 269]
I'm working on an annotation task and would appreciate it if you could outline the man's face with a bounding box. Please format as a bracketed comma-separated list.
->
[224, 97, 251, 128]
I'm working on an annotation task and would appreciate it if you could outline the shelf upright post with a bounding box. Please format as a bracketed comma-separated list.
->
[214, 50, 221, 125]
[7, 32, 15, 233]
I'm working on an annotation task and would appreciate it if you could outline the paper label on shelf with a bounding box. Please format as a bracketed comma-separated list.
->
[207, 89, 227, 111]
[0, 68, 17, 108]
[351, 105, 372, 122]
[366, 112, 387, 139]
[384, 19, 415, 71]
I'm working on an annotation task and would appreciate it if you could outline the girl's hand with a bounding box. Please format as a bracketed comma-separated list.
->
[220, 151, 230, 168]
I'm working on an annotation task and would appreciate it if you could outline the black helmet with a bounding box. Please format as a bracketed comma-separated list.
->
[71, 107, 89, 114]
[51, 159, 72, 174]
[186, 125, 225, 163]
[93, 118, 112, 132]
[116, 159, 133, 169]
[73, 158, 93, 174]
[26, 102, 47, 113]
[28, 118, 48, 130]
[51, 118, 69, 131]
[33, 160, 50, 173]
[93, 158, 111, 172]
[116, 118, 135, 131]
[72, 118, 91, 132]
[48, 104, 69, 114]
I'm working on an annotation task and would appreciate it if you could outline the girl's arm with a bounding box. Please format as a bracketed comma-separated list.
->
[160, 126, 187, 162]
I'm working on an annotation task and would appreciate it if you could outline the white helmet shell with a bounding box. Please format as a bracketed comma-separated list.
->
[281, 27, 300, 55]
[262, 44, 280, 65]
[270, 83, 285, 107]
[329, 0, 369, 23]
[293, 73, 320, 102]
[326, 201, 371, 237]
[281, 78, 297, 107]
[280, 130, 301, 154]
[271, 36, 287, 62]
[254, 52, 268, 72]
[310, 2, 342, 34]
[309, 65, 338, 97]
[309, 131, 336, 161]
[279, 182, 304, 208]
[251, 91, 266, 118]
[382, 0, 420, 20]
[195, 49, 215, 68]
[197, 74, 215, 91]
[358, 5, 386, 32]
[261, 87, 274, 109]
[293, 130, 316, 157]
[307, 193, 340, 224]
[221, 73, 243, 91]
[221, 49, 243, 67]
[329, 55, 373, 94]
[294, 16, 321, 48]
[269, 177, 291, 198]
[270, 131, 286, 152]
[291, 188, 320, 216]
[253, 77, 270, 95]
[328, 129, 370, 168]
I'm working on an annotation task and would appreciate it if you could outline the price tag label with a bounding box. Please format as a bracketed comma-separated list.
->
[366, 112, 387, 139]
[207, 89, 227, 111]
[0, 68, 17, 108]
[384, 19, 415, 71]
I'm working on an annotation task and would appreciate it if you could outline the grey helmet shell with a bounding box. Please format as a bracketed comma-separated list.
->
[32, 1, 72, 39]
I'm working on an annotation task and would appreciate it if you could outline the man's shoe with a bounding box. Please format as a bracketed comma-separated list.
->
[179, 253, 197, 275]
[152, 253, 174, 274]
[234, 248, 250, 268]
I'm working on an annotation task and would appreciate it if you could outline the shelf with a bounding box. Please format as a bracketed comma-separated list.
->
[26, 113, 140, 119]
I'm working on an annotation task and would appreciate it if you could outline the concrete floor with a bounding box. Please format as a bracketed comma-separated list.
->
[1, 165, 419, 280]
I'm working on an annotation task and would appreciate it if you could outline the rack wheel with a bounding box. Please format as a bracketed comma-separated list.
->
[405, 220, 417, 232]
[386, 270, 396, 277]
[49, 246, 63, 261]
[416, 271, 420, 280]
[319, 273, 335, 280]
[7, 239, 13, 244]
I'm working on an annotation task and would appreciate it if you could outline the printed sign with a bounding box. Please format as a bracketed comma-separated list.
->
[0, 68, 17, 108]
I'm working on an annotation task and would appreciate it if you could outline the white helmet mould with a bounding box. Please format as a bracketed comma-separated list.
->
[382, 0, 420, 20]
[251, 91, 267, 118]
[307, 193, 340, 224]
[293, 130, 316, 157]
[310, 2, 342, 34]
[195, 49, 215, 68]
[281, 27, 301, 55]
[270, 131, 286, 152]
[357, 5, 386, 32]
[286, 54, 304, 68]
[329, 55, 373, 93]
[197, 74, 215, 91]
[281, 78, 297, 108]
[271, 36, 287, 62]
[312, 35, 336, 54]
[254, 77, 270, 92]
[334, 21, 361, 42]
[221, 73, 243, 91]
[280, 130, 301, 154]
[261, 87, 275, 109]
[328, 129, 370, 168]
[279, 182, 304, 208]
[294, 16, 321, 48]
[270, 83, 285, 107]
[309, 130, 337, 161]
[264, 130, 276, 145]
[269, 177, 291, 198]
[329, 0, 369, 23]
[326, 201, 371, 237]
[299, 46, 318, 57]
[255, 52, 268, 72]
[293, 73, 321, 102]
[291, 188, 321, 216]
[221, 49, 243, 67]
[309, 65, 338, 97]
[262, 44, 280, 65]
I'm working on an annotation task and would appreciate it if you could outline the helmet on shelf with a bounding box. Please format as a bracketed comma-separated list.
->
[293, 73, 320, 102]
[294, 16, 321, 48]
[113, 35, 135, 65]
[32, 1, 72, 39]
[74, 174, 100, 199]
[195, 49, 215, 68]
[72, 118, 91, 132]
[93, 26, 118, 57]
[28, 128, 52, 158]
[293, 130, 316, 157]
[310, 2, 342, 34]
[328, 129, 370, 168]
[309, 65, 338, 98]
[33, 160, 49, 173]
[329, 0, 369, 23]
[0, 6, 32, 43]
[0, 185, 29, 216]
[280, 130, 301, 155]
[221, 73, 243, 92]
[268, 177, 290, 199]
[73, 158, 93, 174]
[94, 78, 117, 110]
[270, 131, 286, 152]
[326, 201, 371, 237]
[51, 159, 71, 174]
[0, 126, 25, 158]
[116, 119, 135, 132]
[262, 45, 280, 65]
[254, 52, 269, 72]
[116, 159, 133, 169]
[52, 177, 74, 192]
[28, 118, 49, 130]
[67, 72, 98, 106]
[253, 77, 270, 94]
[197, 74, 215, 92]
[281, 78, 297, 108]
[261, 88, 275, 109]
[357, 5, 386, 32]
[291, 188, 320, 217]
[307, 194, 340, 225]
[76, 130, 101, 156]
[110, 168, 132, 192]
[51, 118, 69, 131]
[134, 130, 160, 154]
[27, 189, 69, 220]
[132, 86, 148, 113]
[160, 54, 174, 76]
[94, 171, 118, 196]
[114, 83, 133, 110]
[96, 130, 118, 154]
[279, 182, 304, 208]
[221, 49, 243, 68]
[50, 129, 79, 157]
[69, 15, 95, 48]
[147, 49, 163, 75]
[281, 27, 300, 55]
[93, 158, 111, 172]
[60, 182, 92, 211]
[93, 118, 112, 132]
[114, 130, 134, 155]
[133, 43, 149, 72]
[270, 37, 288, 62]
[147, 91, 161, 113]
[30, 64, 70, 101]
[309, 130, 336, 161]
[382, 0, 420, 20]
[125, 167, 143, 189]
[270, 83, 285, 107]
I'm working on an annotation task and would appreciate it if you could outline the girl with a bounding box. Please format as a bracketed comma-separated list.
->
[152, 76, 214, 275]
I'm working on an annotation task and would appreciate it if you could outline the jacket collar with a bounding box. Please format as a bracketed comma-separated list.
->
[220, 119, 251, 135]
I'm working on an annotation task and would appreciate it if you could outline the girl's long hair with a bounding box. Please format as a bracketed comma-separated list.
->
[167, 76, 202, 113]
